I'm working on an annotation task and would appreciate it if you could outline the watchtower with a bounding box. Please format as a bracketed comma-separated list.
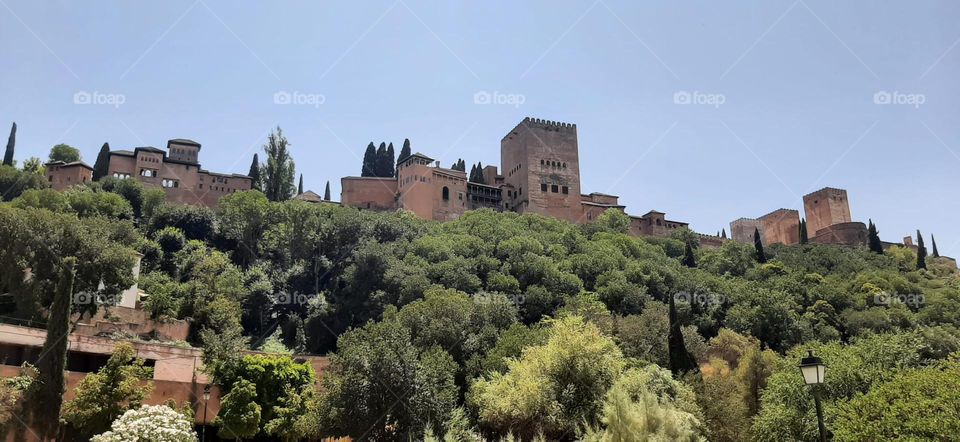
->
[803, 187, 852, 236]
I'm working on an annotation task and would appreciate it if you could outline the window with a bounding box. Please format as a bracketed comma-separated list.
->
[656, 219, 662, 226]
[442, 186, 449, 200]
[541, 183, 547, 192]
[561, 186, 568, 194]
[551, 184, 558, 193]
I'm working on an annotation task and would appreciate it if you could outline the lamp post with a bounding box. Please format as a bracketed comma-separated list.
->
[202, 384, 211, 442]
[799, 350, 828, 442]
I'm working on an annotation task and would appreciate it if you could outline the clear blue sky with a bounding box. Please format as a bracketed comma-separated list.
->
[2, 1, 958, 256]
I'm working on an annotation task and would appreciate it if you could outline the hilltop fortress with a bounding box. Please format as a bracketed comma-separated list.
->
[340, 117, 924, 252]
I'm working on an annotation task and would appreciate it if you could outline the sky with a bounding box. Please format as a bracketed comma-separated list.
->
[1, 0, 958, 256]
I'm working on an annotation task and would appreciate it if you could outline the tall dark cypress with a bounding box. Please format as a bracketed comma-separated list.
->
[754, 228, 767, 263]
[668, 291, 698, 375]
[324, 181, 331, 201]
[469, 164, 477, 182]
[916, 230, 927, 270]
[386, 143, 396, 177]
[867, 220, 884, 254]
[475, 162, 485, 183]
[721, 228, 727, 239]
[682, 242, 697, 268]
[30, 257, 75, 439]
[375, 142, 387, 177]
[248, 153, 261, 190]
[399, 138, 411, 163]
[799, 219, 809, 244]
[361, 142, 376, 177]
[3, 122, 15, 166]
[932, 235, 940, 258]
[92, 142, 110, 180]
[297, 174, 304, 195]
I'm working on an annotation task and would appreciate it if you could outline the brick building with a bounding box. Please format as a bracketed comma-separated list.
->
[44, 160, 93, 191]
[341, 117, 706, 243]
[104, 139, 252, 207]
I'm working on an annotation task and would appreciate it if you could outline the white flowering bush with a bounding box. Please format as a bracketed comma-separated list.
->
[91, 404, 197, 442]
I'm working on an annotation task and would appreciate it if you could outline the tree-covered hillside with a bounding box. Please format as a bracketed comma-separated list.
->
[2, 183, 958, 441]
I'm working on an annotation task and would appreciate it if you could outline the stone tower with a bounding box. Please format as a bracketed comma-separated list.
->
[803, 187, 852, 236]
[167, 139, 201, 164]
[500, 118, 582, 223]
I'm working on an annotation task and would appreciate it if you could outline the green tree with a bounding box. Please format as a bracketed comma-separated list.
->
[469, 316, 626, 440]
[92, 143, 110, 180]
[385, 142, 396, 177]
[215, 379, 261, 441]
[931, 234, 940, 258]
[916, 229, 927, 270]
[799, 219, 808, 244]
[682, 242, 697, 268]
[21, 157, 43, 175]
[216, 190, 271, 267]
[754, 228, 767, 263]
[49, 143, 81, 163]
[61, 343, 154, 440]
[668, 291, 698, 375]
[832, 359, 960, 441]
[262, 127, 296, 202]
[297, 174, 303, 195]
[399, 138, 411, 164]
[323, 180, 331, 201]
[868, 219, 884, 254]
[247, 153, 261, 191]
[361, 142, 376, 176]
[28, 257, 75, 440]
[2, 122, 14, 166]
[0, 164, 48, 201]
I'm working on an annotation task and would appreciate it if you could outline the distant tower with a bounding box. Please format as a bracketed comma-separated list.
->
[167, 139, 201, 164]
[500, 118, 582, 223]
[758, 208, 801, 246]
[803, 187, 852, 237]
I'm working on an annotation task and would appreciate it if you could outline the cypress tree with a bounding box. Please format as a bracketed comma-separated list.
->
[668, 291, 698, 375]
[92, 142, 111, 181]
[916, 230, 927, 270]
[399, 138, 411, 163]
[361, 142, 376, 177]
[324, 181, 331, 201]
[459, 159, 466, 171]
[248, 153, 261, 191]
[932, 235, 940, 258]
[30, 257, 75, 439]
[799, 219, 809, 244]
[375, 142, 388, 177]
[754, 228, 767, 263]
[867, 219, 884, 254]
[262, 126, 296, 202]
[386, 142, 395, 177]
[469, 164, 477, 182]
[682, 242, 697, 268]
[3, 122, 15, 166]
[721, 228, 727, 239]
[297, 174, 304, 195]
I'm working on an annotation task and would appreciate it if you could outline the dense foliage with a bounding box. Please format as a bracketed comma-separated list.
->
[1, 182, 958, 440]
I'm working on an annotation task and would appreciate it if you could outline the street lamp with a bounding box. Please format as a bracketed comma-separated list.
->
[202, 384, 211, 442]
[799, 350, 828, 442]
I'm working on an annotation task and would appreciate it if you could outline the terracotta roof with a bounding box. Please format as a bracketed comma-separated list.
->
[45, 160, 93, 170]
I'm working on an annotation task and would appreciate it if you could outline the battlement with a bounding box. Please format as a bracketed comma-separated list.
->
[759, 208, 799, 219]
[803, 187, 846, 200]
[503, 117, 577, 140]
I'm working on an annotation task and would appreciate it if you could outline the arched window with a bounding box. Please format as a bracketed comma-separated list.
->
[442, 186, 449, 200]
